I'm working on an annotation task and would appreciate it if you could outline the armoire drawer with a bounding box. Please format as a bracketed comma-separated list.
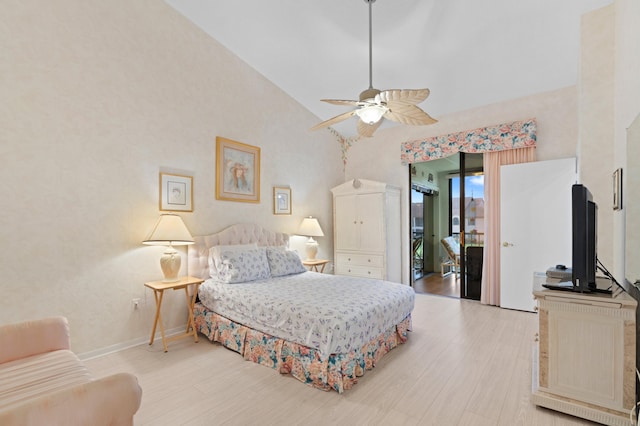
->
[335, 253, 384, 268]
[336, 266, 384, 280]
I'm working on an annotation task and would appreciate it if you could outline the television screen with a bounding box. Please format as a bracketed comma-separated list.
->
[571, 184, 597, 292]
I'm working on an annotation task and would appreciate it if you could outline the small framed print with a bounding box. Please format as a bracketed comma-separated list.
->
[160, 173, 193, 212]
[273, 187, 291, 215]
[613, 168, 623, 211]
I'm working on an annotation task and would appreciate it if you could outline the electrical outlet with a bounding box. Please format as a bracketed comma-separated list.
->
[131, 298, 141, 310]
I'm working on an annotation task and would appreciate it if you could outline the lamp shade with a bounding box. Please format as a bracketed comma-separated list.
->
[143, 214, 194, 246]
[298, 217, 324, 237]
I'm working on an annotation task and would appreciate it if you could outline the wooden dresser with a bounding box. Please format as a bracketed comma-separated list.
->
[532, 287, 636, 425]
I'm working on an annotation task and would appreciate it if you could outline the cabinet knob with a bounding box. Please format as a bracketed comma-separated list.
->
[353, 221, 357, 224]
[534, 306, 539, 312]
[348, 258, 351, 261]
[367, 271, 371, 274]
[360, 221, 363, 224]
[367, 259, 371, 262]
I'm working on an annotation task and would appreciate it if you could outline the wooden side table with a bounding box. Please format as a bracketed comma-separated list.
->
[302, 259, 329, 273]
[144, 276, 204, 352]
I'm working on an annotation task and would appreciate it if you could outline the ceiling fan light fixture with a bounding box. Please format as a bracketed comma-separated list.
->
[355, 104, 388, 124]
[309, 0, 437, 136]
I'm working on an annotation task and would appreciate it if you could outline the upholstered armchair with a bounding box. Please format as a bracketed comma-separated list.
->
[0, 317, 142, 426]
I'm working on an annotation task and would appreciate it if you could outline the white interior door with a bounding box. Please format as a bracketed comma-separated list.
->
[500, 157, 576, 311]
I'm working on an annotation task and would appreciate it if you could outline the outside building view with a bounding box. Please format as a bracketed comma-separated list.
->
[451, 174, 485, 246]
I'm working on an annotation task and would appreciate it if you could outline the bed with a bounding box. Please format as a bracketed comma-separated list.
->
[187, 223, 415, 393]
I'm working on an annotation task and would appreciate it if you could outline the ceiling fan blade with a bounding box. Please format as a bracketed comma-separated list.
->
[309, 110, 357, 131]
[384, 102, 438, 126]
[357, 118, 384, 137]
[321, 99, 361, 106]
[377, 89, 431, 105]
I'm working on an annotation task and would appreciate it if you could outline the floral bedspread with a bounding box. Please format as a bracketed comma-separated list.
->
[197, 272, 415, 358]
[193, 303, 412, 393]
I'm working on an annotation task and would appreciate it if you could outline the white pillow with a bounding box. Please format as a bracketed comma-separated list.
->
[208, 243, 258, 278]
[216, 247, 271, 283]
[266, 246, 306, 277]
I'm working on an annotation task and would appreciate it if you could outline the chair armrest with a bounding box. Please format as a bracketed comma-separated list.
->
[0, 317, 70, 364]
[0, 373, 142, 426]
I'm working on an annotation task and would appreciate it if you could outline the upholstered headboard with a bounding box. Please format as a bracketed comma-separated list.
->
[187, 223, 290, 280]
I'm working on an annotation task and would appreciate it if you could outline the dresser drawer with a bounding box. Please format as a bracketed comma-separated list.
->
[336, 265, 384, 280]
[335, 253, 384, 268]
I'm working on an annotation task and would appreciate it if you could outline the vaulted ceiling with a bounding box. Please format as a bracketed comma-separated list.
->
[166, 0, 613, 136]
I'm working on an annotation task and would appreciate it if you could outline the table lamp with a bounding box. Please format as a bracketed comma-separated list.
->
[298, 216, 324, 260]
[143, 213, 194, 282]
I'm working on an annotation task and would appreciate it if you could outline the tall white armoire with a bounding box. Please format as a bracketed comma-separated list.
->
[331, 179, 401, 282]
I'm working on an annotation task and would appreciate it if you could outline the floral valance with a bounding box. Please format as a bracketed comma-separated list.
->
[400, 118, 537, 164]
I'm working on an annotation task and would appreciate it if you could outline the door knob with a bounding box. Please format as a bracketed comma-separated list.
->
[502, 242, 514, 247]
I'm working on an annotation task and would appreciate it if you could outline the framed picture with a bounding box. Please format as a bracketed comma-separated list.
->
[160, 173, 193, 212]
[613, 167, 623, 210]
[215, 137, 260, 203]
[273, 187, 291, 215]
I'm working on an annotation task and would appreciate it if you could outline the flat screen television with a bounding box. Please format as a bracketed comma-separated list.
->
[572, 183, 597, 292]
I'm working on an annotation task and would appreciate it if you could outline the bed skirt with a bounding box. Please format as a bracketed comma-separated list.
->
[193, 302, 411, 393]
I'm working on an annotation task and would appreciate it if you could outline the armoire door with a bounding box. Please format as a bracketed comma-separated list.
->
[357, 193, 385, 251]
[335, 193, 385, 252]
[334, 195, 358, 250]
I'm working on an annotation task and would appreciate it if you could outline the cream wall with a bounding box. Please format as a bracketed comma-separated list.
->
[574, 1, 640, 282]
[614, 0, 640, 281]
[579, 5, 615, 271]
[0, 0, 343, 354]
[344, 87, 579, 284]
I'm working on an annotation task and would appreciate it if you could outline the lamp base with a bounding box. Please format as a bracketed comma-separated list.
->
[305, 237, 318, 260]
[160, 247, 181, 282]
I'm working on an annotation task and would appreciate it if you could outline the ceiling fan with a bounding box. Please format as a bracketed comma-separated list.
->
[310, 0, 437, 137]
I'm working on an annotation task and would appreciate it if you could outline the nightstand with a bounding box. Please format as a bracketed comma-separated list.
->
[302, 259, 329, 273]
[144, 276, 204, 352]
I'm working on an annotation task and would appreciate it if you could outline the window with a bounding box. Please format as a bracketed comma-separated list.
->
[450, 173, 485, 246]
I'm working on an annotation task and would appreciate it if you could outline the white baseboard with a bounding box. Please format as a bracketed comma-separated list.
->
[78, 324, 187, 361]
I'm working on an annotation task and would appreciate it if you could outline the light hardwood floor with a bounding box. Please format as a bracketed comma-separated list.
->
[85, 294, 598, 425]
[413, 272, 460, 298]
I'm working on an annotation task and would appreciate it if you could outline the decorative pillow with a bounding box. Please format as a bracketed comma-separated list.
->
[266, 246, 306, 277]
[216, 247, 271, 283]
[208, 243, 258, 278]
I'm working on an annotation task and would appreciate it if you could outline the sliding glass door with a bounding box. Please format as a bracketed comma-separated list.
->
[449, 153, 484, 299]
[410, 153, 483, 299]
